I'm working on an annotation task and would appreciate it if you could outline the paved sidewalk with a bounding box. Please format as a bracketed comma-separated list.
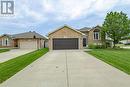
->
[0, 50, 130, 87]
[0, 49, 35, 63]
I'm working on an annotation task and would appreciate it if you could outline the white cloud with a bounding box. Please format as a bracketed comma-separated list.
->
[41, 0, 121, 21]
[42, 0, 55, 13]
[92, 0, 119, 12]
[120, 0, 130, 5]
[1, 0, 130, 35]
[42, 0, 95, 20]
[0, 0, 130, 25]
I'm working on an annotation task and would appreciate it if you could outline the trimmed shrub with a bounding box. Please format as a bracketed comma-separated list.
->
[88, 44, 106, 49]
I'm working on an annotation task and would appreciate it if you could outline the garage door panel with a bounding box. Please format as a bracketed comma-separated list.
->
[53, 38, 78, 50]
[19, 40, 37, 49]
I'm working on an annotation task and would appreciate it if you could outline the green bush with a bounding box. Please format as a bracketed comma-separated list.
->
[88, 44, 106, 49]
[88, 44, 96, 49]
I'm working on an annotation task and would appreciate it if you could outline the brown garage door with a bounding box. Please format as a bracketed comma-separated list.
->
[53, 38, 78, 50]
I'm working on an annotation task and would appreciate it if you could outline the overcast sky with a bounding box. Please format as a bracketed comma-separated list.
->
[0, 0, 130, 36]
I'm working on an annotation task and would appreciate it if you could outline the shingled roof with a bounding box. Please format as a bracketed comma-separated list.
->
[0, 34, 13, 38]
[12, 31, 47, 39]
[78, 25, 101, 32]
[78, 27, 92, 32]
[92, 25, 101, 29]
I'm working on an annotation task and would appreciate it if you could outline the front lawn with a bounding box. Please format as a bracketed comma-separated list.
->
[0, 48, 49, 83]
[87, 49, 130, 75]
[0, 49, 10, 53]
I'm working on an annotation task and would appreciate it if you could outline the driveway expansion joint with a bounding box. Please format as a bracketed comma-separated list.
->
[65, 50, 70, 87]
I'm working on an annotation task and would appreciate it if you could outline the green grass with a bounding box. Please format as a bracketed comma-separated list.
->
[0, 48, 49, 83]
[0, 49, 10, 53]
[87, 49, 130, 75]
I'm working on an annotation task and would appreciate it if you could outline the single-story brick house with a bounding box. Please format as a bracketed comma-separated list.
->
[0, 31, 47, 49]
[48, 25, 101, 50]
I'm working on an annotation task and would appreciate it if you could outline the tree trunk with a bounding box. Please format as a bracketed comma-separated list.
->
[113, 38, 116, 48]
[113, 42, 116, 48]
[113, 33, 116, 48]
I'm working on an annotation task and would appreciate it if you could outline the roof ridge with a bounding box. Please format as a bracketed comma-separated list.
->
[12, 31, 47, 39]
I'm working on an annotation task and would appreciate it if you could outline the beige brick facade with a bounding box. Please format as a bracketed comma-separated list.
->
[80, 26, 101, 46]
[87, 29, 101, 45]
[0, 35, 14, 48]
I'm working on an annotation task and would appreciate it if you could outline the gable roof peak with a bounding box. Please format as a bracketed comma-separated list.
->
[48, 25, 85, 36]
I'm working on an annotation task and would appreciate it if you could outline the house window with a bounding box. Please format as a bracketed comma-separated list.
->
[83, 38, 86, 47]
[6, 39, 8, 46]
[2, 38, 9, 46]
[93, 32, 99, 40]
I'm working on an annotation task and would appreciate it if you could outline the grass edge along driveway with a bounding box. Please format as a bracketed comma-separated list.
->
[0, 48, 49, 83]
[87, 49, 130, 75]
[0, 49, 10, 53]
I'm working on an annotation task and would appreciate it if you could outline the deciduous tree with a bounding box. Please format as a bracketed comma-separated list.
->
[102, 11, 130, 48]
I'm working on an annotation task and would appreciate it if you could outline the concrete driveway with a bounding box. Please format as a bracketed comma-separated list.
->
[0, 49, 35, 63]
[0, 50, 130, 87]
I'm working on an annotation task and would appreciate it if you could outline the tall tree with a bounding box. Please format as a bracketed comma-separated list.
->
[102, 11, 130, 47]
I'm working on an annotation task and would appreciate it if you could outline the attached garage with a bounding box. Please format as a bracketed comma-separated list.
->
[53, 38, 78, 50]
[48, 25, 84, 50]
[13, 31, 47, 49]
[19, 39, 37, 49]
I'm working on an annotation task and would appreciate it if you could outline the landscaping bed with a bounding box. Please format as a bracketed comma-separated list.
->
[0, 48, 49, 83]
[87, 49, 130, 75]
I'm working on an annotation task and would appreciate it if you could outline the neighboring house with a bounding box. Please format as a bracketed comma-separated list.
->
[119, 34, 130, 44]
[120, 39, 130, 44]
[48, 25, 101, 50]
[0, 34, 14, 47]
[0, 31, 47, 49]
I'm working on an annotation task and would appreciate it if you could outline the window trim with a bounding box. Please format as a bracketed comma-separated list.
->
[2, 38, 10, 46]
[93, 31, 99, 40]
